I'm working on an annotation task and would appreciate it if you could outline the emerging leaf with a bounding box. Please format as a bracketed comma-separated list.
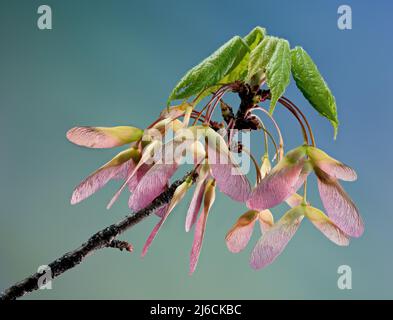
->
[220, 26, 266, 83]
[181, 27, 266, 104]
[291, 46, 339, 138]
[246, 36, 291, 112]
[217, 26, 266, 86]
[168, 36, 250, 104]
[246, 36, 279, 87]
[266, 39, 291, 113]
[244, 26, 266, 50]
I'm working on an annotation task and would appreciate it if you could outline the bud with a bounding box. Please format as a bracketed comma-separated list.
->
[260, 155, 271, 179]
[166, 178, 193, 214]
[203, 179, 216, 213]
[220, 100, 234, 123]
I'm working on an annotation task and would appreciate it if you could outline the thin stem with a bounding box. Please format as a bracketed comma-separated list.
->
[191, 110, 205, 118]
[248, 107, 284, 161]
[170, 112, 206, 125]
[230, 112, 278, 161]
[206, 90, 228, 122]
[192, 95, 217, 125]
[242, 146, 262, 184]
[147, 116, 166, 129]
[251, 114, 269, 155]
[227, 118, 235, 146]
[193, 83, 235, 126]
[277, 98, 309, 145]
[281, 96, 316, 147]
[191, 82, 235, 105]
[189, 114, 206, 123]
[258, 126, 278, 161]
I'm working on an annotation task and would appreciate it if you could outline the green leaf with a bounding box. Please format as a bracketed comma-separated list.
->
[266, 39, 291, 113]
[193, 27, 267, 103]
[244, 26, 266, 50]
[291, 46, 339, 138]
[167, 36, 250, 105]
[246, 37, 291, 113]
[246, 36, 279, 87]
[225, 26, 266, 82]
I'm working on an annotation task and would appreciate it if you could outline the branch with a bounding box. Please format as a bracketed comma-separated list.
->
[0, 171, 196, 300]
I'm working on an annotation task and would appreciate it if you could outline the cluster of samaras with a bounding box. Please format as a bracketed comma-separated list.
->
[67, 80, 363, 274]
[66, 25, 364, 274]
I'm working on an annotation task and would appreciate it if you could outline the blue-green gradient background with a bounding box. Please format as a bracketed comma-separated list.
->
[1, 0, 392, 299]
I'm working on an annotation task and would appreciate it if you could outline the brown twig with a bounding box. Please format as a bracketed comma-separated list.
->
[0, 171, 197, 300]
